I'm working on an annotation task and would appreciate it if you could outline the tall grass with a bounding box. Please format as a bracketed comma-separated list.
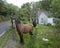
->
[0, 27, 13, 48]
[15, 24, 56, 48]
[0, 25, 60, 48]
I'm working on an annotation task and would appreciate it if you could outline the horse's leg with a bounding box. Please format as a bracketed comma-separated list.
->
[19, 33, 24, 44]
[29, 31, 33, 39]
[29, 31, 33, 35]
[12, 22, 13, 28]
[12, 22, 15, 29]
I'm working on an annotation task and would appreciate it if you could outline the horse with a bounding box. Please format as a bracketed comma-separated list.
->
[11, 17, 37, 44]
[10, 16, 16, 29]
[32, 18, 37, 27]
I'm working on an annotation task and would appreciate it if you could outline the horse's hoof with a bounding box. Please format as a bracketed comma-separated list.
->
[20, 41, 24, 45]
[21, 42, 24, 45]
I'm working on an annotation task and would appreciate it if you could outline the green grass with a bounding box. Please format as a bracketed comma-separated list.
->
[18, 24, 60, 48]
[20, 24, 53, 48]
[8, 24, 60, 48]
[0, 25, 60, 48]
[0, 27, 14, 48]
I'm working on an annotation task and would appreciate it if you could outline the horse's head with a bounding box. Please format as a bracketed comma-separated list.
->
[11, 16, 21, 29]
[32, 18, 37, 27]
[15, 18, 21, 23]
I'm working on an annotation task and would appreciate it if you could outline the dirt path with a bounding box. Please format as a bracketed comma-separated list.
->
[3, 31, 25, 48]
[3, 39, 18, 48]
[3, 30, 20, 48]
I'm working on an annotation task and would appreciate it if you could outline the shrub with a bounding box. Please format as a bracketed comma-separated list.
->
[55, 20, 60, 28]
[47, 23, 51, 26]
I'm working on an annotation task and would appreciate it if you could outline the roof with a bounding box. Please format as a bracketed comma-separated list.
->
[37, 10, 51, 17]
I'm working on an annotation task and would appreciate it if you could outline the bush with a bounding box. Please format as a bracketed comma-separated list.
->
[0, 15, 10, 22]
[55, 20, 60, 28]
[55, 19, 60, 42]
[47, 23, 51, 26]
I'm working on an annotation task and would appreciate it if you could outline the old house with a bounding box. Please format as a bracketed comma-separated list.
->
[36, 10, 55, 25]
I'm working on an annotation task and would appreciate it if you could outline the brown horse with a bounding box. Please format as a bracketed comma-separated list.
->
[11, 18, 37, 44]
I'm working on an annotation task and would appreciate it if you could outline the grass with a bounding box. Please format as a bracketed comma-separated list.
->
[0, 27, 14, 48]
[0, 25, 60, 48]
[21, 24, 53, 48]
[0, 15, 10, 22]
[20, 24, 60, 48]
[14, 24, 60, 48]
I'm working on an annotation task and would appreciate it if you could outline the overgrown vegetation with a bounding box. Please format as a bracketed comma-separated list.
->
[1, 24, 60, 48]
[19, 24, 60, 48]
[0, 0, 19, 22]
[0, 27, 15, 48]
[0, 0, 60, 22]
[0, 0, 60, 48]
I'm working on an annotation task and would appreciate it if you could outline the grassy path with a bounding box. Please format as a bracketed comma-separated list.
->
[2, 28, 26, 48]
[3, 39, 18, 48]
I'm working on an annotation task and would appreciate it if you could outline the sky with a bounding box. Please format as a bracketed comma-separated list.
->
[6, 0, 41, 8]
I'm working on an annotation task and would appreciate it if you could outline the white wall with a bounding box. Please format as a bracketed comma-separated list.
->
[47, 18, 55, 25]
[38, 12, 55, 25]
[38, 13, 48, 24]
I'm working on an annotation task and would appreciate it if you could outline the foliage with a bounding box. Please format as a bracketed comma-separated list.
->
[18, 3, 31, 23]
[1, 25, 60, 48]
[30, 0, 60, 18]
[0, 0, 19, 22]
[50, 0, 60, 18]
[23, 24, 60, 48]
[40, 0, 52, 11]
[0, 27, 13, 47]
[0, 0, 5, 15]
[15, 24, 60, 48]
[47, 23, 52, 26]
[55, 20, 60, 28]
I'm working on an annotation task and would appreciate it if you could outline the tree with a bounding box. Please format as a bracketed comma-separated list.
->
[40, 0, 52, 11]
[50, 0, 60, 47]
[50, 0, 60, 18]
[0, 0, 6, 15]
[18, 3, 31, 23]
[0, 0, 19, 21]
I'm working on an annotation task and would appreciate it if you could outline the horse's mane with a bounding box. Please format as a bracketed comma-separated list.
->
[15, 18, 21, 23]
